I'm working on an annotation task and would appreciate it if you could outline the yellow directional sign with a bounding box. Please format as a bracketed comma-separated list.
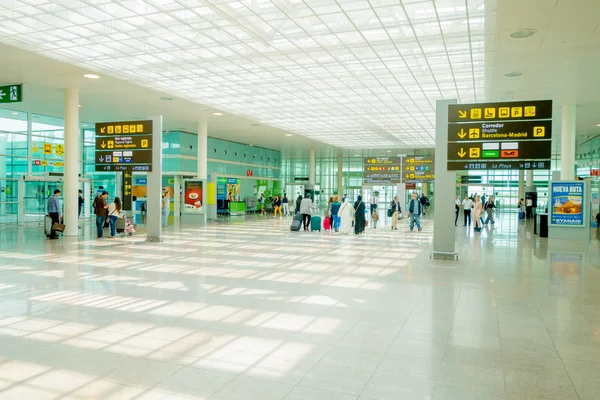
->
[511, 107, 522, 118]
[469, 148, 480, 158]
[108, 140, 114, 149]
[458, 129, 467, 139]
[469, 128, 480, 139]
[485, 108, 496, 119]
[43, 143, 52, 155]
[108, 126, 114, 134]
[32, 142, 40, 153]
[470, 108, 481, 119]
[458, 110, 467, 119]
[524, 106, 536, 117]
[458, 148, 466, 158]
[533, 126, 545, 137]
[499, 107, 510, 118]
[55, 144, 64, 157]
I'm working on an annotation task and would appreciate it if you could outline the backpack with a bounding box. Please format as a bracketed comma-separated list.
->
[92, 195, 99, 209]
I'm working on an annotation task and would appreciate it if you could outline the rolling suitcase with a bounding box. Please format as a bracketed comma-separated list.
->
[44, 215, 52, 237]
[323, 217, 331, 231]
[519, 211, 525, 219]
[290, 219, 302, 231]
[311, 216, 321, 231]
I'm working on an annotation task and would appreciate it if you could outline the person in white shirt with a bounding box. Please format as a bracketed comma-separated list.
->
[462, 195, 474, 226]
[526, 197, 534, 219]
[370, 193, 378, 216]
[455, 195, 461, 226]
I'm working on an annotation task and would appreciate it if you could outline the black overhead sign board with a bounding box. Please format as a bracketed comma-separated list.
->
[95, 135, 152, 150]
[447, 100, 552, 171]
[447, 120, 552, 142]
[95, 120, 154, 173]
[363, 157, 401, 184]
[95, 120, 153, 136]
[448, 100, 553, 123]
[448, 160, 550, 171]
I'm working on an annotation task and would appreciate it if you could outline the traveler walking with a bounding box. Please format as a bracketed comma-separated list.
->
[370, 193, 378, 215]
[330, 196, 341, 232]
[295, 195, 302, 215]
[484, 196, 496, 225]
[299, 193, 313, 231]
[47, 189, 61, 240]
[473, 195, 483, 232]
[372, 210, 379, 229]
[259, 193, 266, 215]
[354, 195, 366, 235]
[420, 193, 429, 216]
[455, 195, 461, 226]
[273, 195, 282, 217]
[282, 193, 290, 216]
[526, 197, 533, 219]
[78, 189, 84, 218]
[389, 196, 401, 230]
[407, 192, 422, 232]
[94, 191, 109, 238]
[162, 192, 171, 227]
[462, 195, 473, 226]
[107, 197, 122, 238]
[338, 198, 355, 235]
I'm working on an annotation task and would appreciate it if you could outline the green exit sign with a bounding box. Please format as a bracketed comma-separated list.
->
[0, 84, 23, 104]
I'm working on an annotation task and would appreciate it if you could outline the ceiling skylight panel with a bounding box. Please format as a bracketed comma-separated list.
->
[404, 1, 437, 23]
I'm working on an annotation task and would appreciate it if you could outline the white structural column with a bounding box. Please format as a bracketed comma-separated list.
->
[527, 170, 534, 187]
[146, 116, 163, 242]
[63, 88, 80, 237]
[197, 120, 208, 179]
[337, 150, 343, 196]
[518, 170, 525, 200]
[561, 104, 576, 180]
[309, 148, 316, 185]
[432, 99, 457, 259]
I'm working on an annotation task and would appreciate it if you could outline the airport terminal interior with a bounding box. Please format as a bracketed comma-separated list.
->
[1, 0, 600, 399]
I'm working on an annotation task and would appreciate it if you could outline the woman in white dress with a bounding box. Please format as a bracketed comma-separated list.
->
[338, 198, 355, 235]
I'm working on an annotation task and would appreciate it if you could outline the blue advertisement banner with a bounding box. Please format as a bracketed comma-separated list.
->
[550, 182, 584, 226]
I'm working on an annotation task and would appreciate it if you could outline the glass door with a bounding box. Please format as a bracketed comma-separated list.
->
[0, 178, 18, 225]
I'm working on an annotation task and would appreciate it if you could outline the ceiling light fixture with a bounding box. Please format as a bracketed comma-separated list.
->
[505, 72, 523, 78]
[212, 112, 223, 116]
[83, 73, 100, 79]
[597, 124, 600, 127]
[160, 97, 173, 101]
[285, 133, 293, 137]
[11, 112, 18, 115]
[510, 29, 537, 39]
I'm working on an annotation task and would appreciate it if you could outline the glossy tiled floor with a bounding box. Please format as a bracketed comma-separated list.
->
[1, 213, 600, 399]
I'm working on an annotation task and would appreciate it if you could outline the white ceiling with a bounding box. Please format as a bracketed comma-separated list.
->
[0, 0, 487, 149]
[489, 0, 600, 146]
[0, 42, 321, 151]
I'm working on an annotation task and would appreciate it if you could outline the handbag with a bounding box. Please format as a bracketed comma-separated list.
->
[52, 223, 65, 232]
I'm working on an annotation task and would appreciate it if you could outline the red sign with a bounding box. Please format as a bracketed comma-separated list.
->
[501, 150, 519, 158]
[405, 183, 416, 189]
[246, 170, 253, 176]
[591, 169, 599, 177]
[34, 160, 41, 166]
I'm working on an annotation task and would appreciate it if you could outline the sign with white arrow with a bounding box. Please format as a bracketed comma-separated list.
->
[0, 84, 22, 104]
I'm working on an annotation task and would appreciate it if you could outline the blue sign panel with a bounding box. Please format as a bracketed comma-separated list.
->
[135, 178, 147, 185]
[550, 182, 584, 226]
